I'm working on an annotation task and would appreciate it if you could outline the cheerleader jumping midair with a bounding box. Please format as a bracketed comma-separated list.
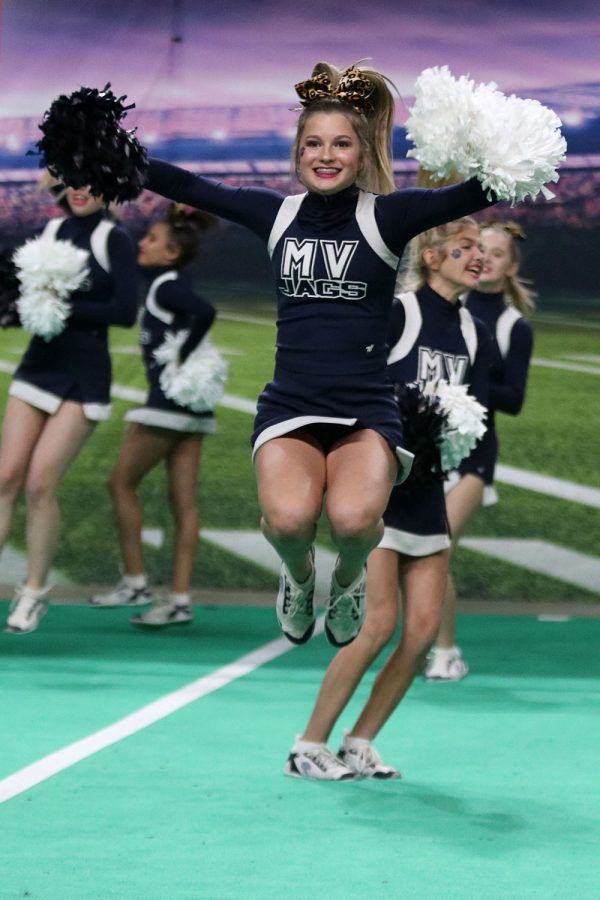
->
[34, 65, 564, 648]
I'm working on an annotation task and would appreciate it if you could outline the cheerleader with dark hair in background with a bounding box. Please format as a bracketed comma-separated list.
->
[90, 205, 225, 629]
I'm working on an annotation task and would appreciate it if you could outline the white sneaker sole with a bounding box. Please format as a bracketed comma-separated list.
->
[4, 605, 48, 635]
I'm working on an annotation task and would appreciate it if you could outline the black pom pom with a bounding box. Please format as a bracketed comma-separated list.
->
[395, 382, 447, 487]
[30, 84, 148, 204]
[0, 249, 21, 328]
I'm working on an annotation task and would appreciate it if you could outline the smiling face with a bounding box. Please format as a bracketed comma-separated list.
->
[425, 225, 484, 301]
[296, 111, 363, 195]
[137, 222, 180, 268]
[478, 227, 518, 292]
[65, 186, 105, 217]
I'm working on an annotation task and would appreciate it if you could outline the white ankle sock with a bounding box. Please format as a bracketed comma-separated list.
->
[123, 574, 146, 589]
[342, 733, 370, 750]
[169, 592, 190, 607]
[434, 646, 460, 661]
[293, 737, 325, 753]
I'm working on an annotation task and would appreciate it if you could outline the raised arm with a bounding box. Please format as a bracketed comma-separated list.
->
[376, 179, 495, 256]
[146, 159, 283, 242]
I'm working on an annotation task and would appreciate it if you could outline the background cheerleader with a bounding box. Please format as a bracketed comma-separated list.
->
[285, 218, 490, 779]
[0, 182, 138, 634]
[426, 220, 535, 681]
[90, 205, 222, 628]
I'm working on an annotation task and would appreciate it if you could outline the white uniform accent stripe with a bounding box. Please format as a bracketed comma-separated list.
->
[9, 379, 61, 414]
[387, 292, 422, 365]
[41, 218, 65, 241]
[355, 191, 399, 270]
[267, 193, 307, 258]
[89, 219, 114, 274]
[379, 526, 450, 557]
[125, 407, 217, 433]
[42, 216, 114, 273]
[145, 271, 178, 324]
[458, 307, 478, 365]
[496, 306, 522, 359]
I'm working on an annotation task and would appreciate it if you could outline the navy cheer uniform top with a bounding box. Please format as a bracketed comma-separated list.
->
[125, 268, 217, 433]
[146, 160, 494, 478]
[379, 285, 491, 556]
[10, 211, 137, 420]
[458, 289, 533, 499]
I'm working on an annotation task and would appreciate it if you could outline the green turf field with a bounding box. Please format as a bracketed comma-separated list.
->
[1, 606, 599, 899]
[0, 306, 598, 603]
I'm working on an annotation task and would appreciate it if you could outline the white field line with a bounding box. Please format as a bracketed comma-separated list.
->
[532, 315, 600, 330]
[0, 619, 324, 805]
[1, 358, 597, 507]
[531, 358, 600, 375]
[461, 538, 600, 594]
[218, 312, 276, 327]
[495, 465, 600, 509]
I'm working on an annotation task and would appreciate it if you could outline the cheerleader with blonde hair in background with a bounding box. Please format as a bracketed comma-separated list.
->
[425, 221, 535, 681]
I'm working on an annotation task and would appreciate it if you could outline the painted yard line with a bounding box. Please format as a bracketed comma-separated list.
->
[495, 465, 600, 509]
[533, 315, 600, 330]
[218, 312, 275, 327]
[563, 354, 600, 364]
[112, 345, 243, 357]
[461, 538, 600, 594]
[0, 546, 68, 586]
[0, 620, 324, 805]
[203, 528, 336, 596]
[203, 527, 599, 594]
[531, 358, 600, 375]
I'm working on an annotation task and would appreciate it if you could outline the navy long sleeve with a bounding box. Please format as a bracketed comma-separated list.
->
[466, 290, 533, 416]
[157, 278, 216, 363]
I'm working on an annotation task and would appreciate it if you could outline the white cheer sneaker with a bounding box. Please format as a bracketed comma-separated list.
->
[284, 739, 356, 781]
[4, 585, 50, 635]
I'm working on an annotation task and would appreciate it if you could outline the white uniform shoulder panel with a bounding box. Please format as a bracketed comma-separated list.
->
[145, 270, 179, 324]
[355, 191, 399, 271]
[458, 306, 478, 365]
[387, 292, 422, 365]
[41, 218, 66, 241]
[90, 219, 115, 273]
[496, 306, 523, 358]
[41, 216, 114, 273]
[267, 193, 307, 257]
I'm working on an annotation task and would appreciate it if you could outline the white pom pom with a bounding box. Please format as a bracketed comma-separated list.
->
[434, 381, 487, 471]
[155, 331, 229, 413]
[13, 235, 90, 340]
[17, 289, 71, 341]
[406, 66, 567, 202]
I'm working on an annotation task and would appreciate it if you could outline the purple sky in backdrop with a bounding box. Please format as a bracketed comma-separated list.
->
[1, 0, 600, 120]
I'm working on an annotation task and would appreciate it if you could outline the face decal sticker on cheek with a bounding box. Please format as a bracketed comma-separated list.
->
[450, 249, 462, 259]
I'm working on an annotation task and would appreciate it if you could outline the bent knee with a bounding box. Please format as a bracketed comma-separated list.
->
[0, 465, 26, 499]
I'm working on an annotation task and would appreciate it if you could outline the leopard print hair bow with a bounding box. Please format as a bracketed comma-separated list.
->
[294, 65, 375, 115]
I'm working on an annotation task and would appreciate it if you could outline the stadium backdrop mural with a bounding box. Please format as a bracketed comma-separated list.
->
[0, 0, 598, 601]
